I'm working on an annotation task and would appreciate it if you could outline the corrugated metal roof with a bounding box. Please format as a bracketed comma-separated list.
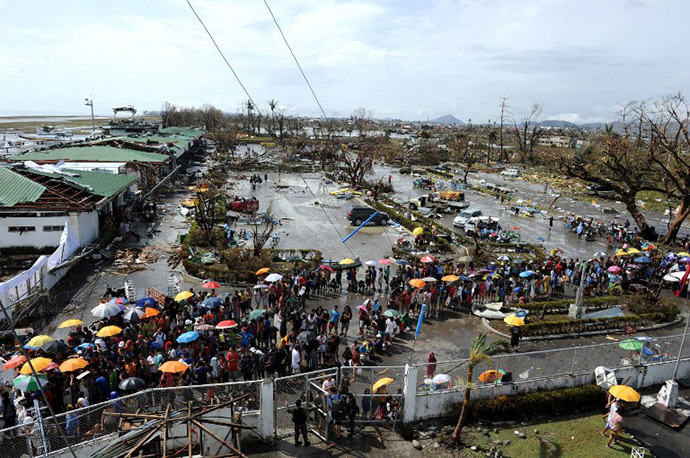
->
[12, 145, 171, 163]
[0, 166, 46, 207]
[27, 168, 137, 198]
[159, 126, 204, 138]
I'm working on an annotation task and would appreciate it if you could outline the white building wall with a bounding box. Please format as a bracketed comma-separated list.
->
[0, 211, 99, 249]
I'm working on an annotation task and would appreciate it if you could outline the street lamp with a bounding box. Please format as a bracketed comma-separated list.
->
[84, 98, 95, 133]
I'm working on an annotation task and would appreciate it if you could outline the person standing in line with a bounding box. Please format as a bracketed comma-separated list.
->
[346, 393, 359, 437]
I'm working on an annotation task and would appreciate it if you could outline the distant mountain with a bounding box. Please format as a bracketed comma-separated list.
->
[429, 114, 465, 125]
[539, 120, 578, 128]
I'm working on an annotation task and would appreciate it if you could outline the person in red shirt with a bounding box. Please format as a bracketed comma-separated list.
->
[226, 348, 240, 381]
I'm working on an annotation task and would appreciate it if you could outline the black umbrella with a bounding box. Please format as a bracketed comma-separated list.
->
[297, 331, 317, 343]
[119, 377, 146, 391]
[41, 340, 69, 354]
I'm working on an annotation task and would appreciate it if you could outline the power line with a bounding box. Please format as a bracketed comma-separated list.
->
[185, 0, 357, 259]
[262, 0, 330, 122]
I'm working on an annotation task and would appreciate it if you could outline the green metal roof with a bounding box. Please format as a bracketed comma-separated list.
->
[159, 127, 204, 138]
[0, 167, 46, 207]
[120, 135, 192, 150]
[27, 168, 137, 198]
[12, 145, 171, 163]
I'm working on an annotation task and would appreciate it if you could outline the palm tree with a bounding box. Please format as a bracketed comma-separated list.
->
[451, 332, 509, 443]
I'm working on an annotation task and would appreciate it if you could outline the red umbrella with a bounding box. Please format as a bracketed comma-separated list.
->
[420, 255, 435, 263]
[320, 264, 334, 273]
[511, 226, 521, 231]
[202, 281, 221, 289]
[3, 354, 26, 370]
[216, 320, 238, 329]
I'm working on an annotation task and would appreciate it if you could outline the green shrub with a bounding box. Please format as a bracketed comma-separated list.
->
[468, 385, 606, 422]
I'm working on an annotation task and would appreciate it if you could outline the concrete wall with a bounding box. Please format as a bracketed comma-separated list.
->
[0, 211, 98, 249]
[408, 359, 690, 421]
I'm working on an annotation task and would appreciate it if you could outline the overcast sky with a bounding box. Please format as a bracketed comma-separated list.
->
[1, 0, 688, 123]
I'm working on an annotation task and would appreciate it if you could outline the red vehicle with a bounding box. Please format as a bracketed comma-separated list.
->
[229, 197, 259, 214]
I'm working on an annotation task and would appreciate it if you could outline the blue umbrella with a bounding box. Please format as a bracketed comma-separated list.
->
[202, 297, 224, 308]
[136, 297, 156, 308]
[396, 259, 409, 266]
[513, 286, 522, 293]
[519, 271, 535, 278]
[458, 275, 470, 281]
[634, 256, 652, 263]
[177, 331, 200, 344]
[77, 343, 95, 350]
[514, 309, 528, 318]
[641, 346, 655, 356]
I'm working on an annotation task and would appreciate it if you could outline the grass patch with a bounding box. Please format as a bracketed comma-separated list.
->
[461, 414, 637, 457]
[637, 190, 677, 214]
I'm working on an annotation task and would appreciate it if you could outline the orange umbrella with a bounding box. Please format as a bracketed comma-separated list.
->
[442, 275, 459, 282]
[478, 369, 504, 384]
[19, 357, 53, 375]
[143, 307, 160, 318]
[255, 267, 270, 275]
[3, 355, 26, 370]
[59, 358, 89, 373]
[159, 361, 189, 373]
[58, 319, 84, 329]
[409, 279, 426, 288]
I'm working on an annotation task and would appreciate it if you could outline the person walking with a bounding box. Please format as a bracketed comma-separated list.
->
[510, 325, 522, 352]
[549, 215, 554, 231]
[289, 399, 310, 446]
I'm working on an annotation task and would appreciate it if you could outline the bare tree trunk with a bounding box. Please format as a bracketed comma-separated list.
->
[662, 196, 690, 244]
[451, 368, 473, 442]
[623, 198, 653, 239]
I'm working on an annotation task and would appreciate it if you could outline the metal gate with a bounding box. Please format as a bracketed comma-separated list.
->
[273, 369, 337, 443]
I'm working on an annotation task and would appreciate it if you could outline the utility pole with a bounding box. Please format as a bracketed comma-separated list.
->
[84, 98, 95, 133]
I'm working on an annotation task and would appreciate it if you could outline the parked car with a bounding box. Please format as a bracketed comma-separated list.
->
[453, 209, 483, 227]
[587, 183, 616, 197]
[347, 206, 390, 226]
[464, 216, 500, 236]
[228, 197, 259, 214]
[500, 169, 521, 177]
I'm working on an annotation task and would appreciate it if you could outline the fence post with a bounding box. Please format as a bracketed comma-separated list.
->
[402, 364, 417, 423]
[260, 379, 275, 441]
[33, 399, 48, 458]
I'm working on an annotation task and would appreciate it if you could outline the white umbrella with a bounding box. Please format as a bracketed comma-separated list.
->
[421, 277, 438, 282]
[432, 373, 452, 384]
[253, 284, 269, 289]
[497, 255, 510, 261]
[264, 273, 283, 283]
[91, 303, 122, 319]
[663, 271, 687, 282]
[364, 260, 377, 266]
[593, 251, 608, 259]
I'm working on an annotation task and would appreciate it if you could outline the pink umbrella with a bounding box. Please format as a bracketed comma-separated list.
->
[358, 305, 368, 313]
[420, 255, 435, 263]
[608, 266, 622, 273]
[320, 264, 334, 273]
[378, 259, 394, 265]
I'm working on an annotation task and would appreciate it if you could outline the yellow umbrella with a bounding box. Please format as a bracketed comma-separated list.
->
[59, 358, 89, 373]
[609, 385, 641, 402]
[615, 249, 627, 257]
[626, 248, 641, 255]
[58, 319, 84, 329]
[339, 258, 356, 265]
[504, 316, 525, 326]
[679, 252, 690, 257]
[255, 267, 270, 275]
[143, 307, 160, 318]
[409, 279, 426, 288]
[412, 227, 424, 236]
[19, 357, 53, 375]
[96, 326, 122, 337]
[175, 291, 194, 302]
[159, 361, 190, 373]
[442, 275, 459, 282]
[27, 335, 54, 348]
[373, 377, 394, 393]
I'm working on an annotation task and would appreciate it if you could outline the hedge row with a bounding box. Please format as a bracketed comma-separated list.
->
[469, 385, 606, 422]
[519, 296, 621, 314]
[522, 311, 675, 337]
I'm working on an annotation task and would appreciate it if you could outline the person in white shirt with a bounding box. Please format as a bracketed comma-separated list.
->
[291, 345, 301, 374]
